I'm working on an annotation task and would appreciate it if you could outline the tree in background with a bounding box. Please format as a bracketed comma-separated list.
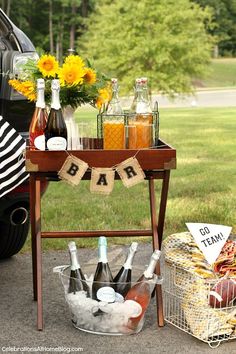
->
[1, 0, 11, 16]
[193, 0, 236, 57]
[1, 0, 94, 62]
[80, 0, 213, 95]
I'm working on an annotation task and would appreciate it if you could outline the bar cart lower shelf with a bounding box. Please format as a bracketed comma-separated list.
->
[25, 139, 176, 330]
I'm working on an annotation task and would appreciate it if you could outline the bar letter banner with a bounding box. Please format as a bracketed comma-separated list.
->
[186, 223, 232, 265]
[58, 156, 88, 186]
[116, 157, 145, 188]
[90, 167, 115, 195]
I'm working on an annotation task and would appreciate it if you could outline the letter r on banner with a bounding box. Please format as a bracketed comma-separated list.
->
[90, 168, 115, 195]
[58, 156, 88, 186]
[116, 157, 145, 188]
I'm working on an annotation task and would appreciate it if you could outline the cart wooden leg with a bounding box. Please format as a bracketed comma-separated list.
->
[157, 170, 170, 247]
[30, 175, 37, 301]
[148, 177, 164, 327]
[35, 179, 43, 330]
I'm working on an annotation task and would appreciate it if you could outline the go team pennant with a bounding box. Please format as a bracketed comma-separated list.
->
[186, 223, 232, 265]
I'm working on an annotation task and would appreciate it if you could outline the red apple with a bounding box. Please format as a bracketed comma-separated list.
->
[209, 278, 236, 308]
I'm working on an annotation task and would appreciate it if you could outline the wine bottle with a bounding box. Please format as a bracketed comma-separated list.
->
[92, 236, 114, 302]
[29, 78, 48, 150]
[125, 249, 161, 330]
[68, 241, 90, 295]
[113, 242, 138, 297]
[45, 79, 67, 150]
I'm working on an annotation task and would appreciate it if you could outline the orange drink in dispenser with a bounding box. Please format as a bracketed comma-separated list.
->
[128, 114, 153, 149]
[103, 120, 125, 150]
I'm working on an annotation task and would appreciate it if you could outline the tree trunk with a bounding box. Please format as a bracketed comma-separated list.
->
[49, 0, 54, 54]
[6, 0, 11, 17]
[213, 45, 219, 59]
[81, 0, 88, 18]
[59, 7, 65, 63]
[69, 4, 77, 50]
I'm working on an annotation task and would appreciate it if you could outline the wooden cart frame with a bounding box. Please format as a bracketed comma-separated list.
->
[26, 139, 176, 330]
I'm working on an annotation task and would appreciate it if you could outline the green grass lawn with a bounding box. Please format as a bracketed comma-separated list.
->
[22, 106, 236, 252]
[197, 58, 236, 88]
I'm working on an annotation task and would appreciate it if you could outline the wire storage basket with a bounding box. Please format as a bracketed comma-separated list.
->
[163, 232, 236, 348]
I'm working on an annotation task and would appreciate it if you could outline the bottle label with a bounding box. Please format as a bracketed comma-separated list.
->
[47, 137, 67, 150]
[96, 286, 115, 303]
[34, 135, 45, 150]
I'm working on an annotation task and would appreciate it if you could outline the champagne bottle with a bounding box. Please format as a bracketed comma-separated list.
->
[68, 241, 90, 295]
[125, 249, 161, 330]
[106, 78, 123, 115]
[45, 79, 67, 150]
[92, 236, 115, 302]
[29, 78, 48, 150]
[113, 242, 138, 297]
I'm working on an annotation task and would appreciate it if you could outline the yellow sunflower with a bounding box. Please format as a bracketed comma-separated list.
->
[64, 55, 85, 68]
[58, 62, 85, 86]
[83, 68, 96, 85]
[9, 79, 36, 101]
[9, 79, 22, 92]
[37, 54, 59, 78]
[96, 86, 112, 110]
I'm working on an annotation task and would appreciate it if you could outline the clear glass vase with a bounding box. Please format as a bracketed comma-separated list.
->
[63, 105, 80, 150]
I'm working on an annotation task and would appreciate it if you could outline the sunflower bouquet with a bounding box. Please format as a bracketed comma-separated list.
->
[8, 54, 111, 110]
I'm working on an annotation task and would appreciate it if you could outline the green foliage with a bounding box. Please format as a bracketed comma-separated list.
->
[193, 0, 236, 56]
[79, 0, 213, 95]
[5, 0, 95, 58]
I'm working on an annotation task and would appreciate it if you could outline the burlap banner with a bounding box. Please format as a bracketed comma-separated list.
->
[58, 155, 88, 186]
[58, 154, 145, 194]
[90, 168, 115, 195]
[116, 157, 145, 188]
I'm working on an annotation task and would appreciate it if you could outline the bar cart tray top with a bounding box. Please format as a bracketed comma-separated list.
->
[25, 139, 176, 172]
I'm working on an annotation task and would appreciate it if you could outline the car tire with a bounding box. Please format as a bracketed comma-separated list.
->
[0, 212, 30, 259]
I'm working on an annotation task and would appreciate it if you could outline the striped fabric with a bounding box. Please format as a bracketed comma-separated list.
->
[0, 116, 28, 198]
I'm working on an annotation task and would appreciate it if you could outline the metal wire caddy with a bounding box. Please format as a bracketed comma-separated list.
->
[163, 261, 236, 348]
[97, 102, 159, 147]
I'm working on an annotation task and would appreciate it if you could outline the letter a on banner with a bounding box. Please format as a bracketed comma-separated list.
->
[58, 155, 88, 186]
[90, 168, 115, 195]
[116, 157, 145, 188]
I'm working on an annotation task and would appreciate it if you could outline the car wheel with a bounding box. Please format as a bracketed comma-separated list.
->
[0, 207, 30, 259]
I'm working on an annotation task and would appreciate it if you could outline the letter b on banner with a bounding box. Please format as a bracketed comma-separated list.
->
[58, 156, 88, 186]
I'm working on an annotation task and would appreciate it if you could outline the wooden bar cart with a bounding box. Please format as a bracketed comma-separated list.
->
[25, 139, 176, 330]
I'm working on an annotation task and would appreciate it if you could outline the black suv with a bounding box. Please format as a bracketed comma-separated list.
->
[0, 9, 39, 258]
